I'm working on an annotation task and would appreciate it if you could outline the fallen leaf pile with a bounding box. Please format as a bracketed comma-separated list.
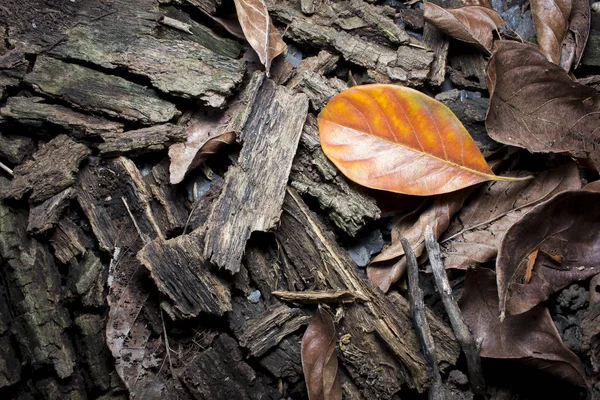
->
[315, 0, 599, 393]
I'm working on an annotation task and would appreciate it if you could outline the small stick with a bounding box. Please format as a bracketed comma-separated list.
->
[401, 237, 445, 400]
[424, 225, 485, 395]
[0, 161, 13, 176]
[272, 290, 369, 304]
[121, 197, 150, 245]
[159, 16, 192, 34]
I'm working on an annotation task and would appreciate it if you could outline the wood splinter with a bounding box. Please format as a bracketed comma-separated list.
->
[424, 225, 486, 395]
[272, 290, 369, 304]
[401, 237, 445, 400]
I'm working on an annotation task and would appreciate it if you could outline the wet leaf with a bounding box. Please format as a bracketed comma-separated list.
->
[531, 0, 571, 65]
[233, 0, 286, 75]
[497, 190, 600, 318]
[168, 111, 237, 184]
[301, 307, 342, 400]
[368, 189, 471, 292]
[423, 4, 506, 52]
[486, 41, 600, 170]
[460, 267, 588, 387]
[318, 84, 520, 196]
[441, 163, 581, 270]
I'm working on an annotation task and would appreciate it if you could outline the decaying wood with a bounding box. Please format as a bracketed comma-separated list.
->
[1, 134, 90, 203]
[273, 290, 369, 304]
[402, 238, 445, 400]
[76, 157, 185, 252]
[27, 188, 75, 234]
[50, 217, 95, 264]
[263, 189, 459, 395]
[137, 232, 232, 317]
[99, 124, 186, 157]
[238, 303, 310, 356]
[346, 0, 411, 45]
[286, 50, 340, 88]
[179, 334, 280, 400]
[268, 0, 433, 86]
[204, 77, 309, 273]
[0, 131, 35, 164]
[448, 48, 488, 90]
[423, 22, 450, 87]
[424, 226, 485, 395]
[74, 314, 115, 392]
[25, 57, 180, 124]
[0, 202, 76, 379]
[67, 251, 107, 308]
[0, 97, 124, 138]
[289, 116, 381, 236]
[46, 0, 244, 107]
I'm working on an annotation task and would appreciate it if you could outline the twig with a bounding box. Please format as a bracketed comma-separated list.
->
[0, 161, 13, 176]
[121, 197, 150, 245]
[272, 290, 369, 304]
[159, 16, 192, 34]
[401, 237, 445, 400]
[440, 194, 546, 245]
[424, 225, 485, 395]
[160, 307, 176, 377]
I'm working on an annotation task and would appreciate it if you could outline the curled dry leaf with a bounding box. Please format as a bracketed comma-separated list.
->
[301, 307, 342, 400]
[486, 41, 600, 170]
[531, 0, 572, 65]
[497, 190, 600, 318]
[318, 84, 521, 197]
[460, 267, 588, 387]
[233, 0, 286, 75]
[564, 0, 591, 70]
[423, 4, 506, 53]
[168, 110, 237, 184]
[441, 162, 581, 270]
[368, 188, 471, 292]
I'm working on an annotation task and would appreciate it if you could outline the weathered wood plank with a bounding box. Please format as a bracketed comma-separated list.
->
[25, 57, 179, 124]
[0, 97, 124, 138]
[137, 233, 232, 317]
[49, 0, 245, 107]
[204, 78, 309, 273]
[68, 252, 107, 309]
[99, 124, 186, 157]
[1, 134, 90, 203]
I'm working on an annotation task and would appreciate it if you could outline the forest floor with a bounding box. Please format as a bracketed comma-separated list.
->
[0, 0, 599, 399]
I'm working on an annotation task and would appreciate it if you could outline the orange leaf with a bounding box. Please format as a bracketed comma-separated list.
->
[318, 84, 522, 196]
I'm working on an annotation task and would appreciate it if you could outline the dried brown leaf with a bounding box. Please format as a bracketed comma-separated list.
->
[525, 249, 539, 283]
[424, 4, 506, 52]
[566, 0, 591, 69]
[497, 190, 600, 318]
[168, 110, 237, 184]
[441, 163, 581, 270]
[583, 179, 600, 191]
[233, 0, 286, 75]
[301, 307, 342, 400]
[460, 267, 587, 387]
[486, 41, 600, 170]
[531, 0, 572, 65]
[368, 189, 471, 292]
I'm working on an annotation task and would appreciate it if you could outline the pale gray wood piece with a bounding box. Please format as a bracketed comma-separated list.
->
[203, 78, 309, 273]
